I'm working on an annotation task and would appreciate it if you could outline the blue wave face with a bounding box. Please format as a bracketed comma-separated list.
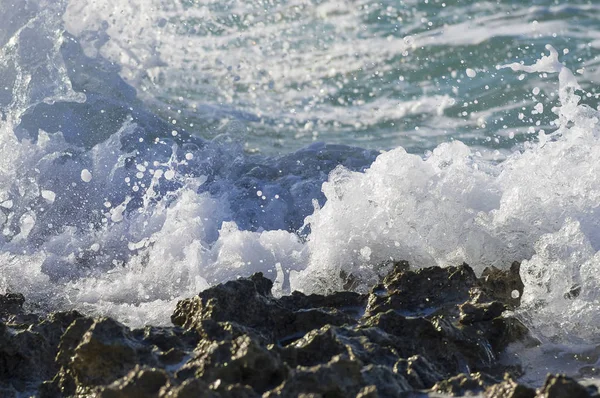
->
[0, 0, 380, 323]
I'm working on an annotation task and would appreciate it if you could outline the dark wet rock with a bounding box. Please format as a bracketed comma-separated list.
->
[266, 355, 411, 397]
[0, 293, 25, 318]
[478, 262, 524, 309]
[484, 375, 535, 398]
[176, 334, 286, 394]
[279, 324, 400, 368]
[356, 385, 379, 398]
[487, 316, 534, 352]
[172, 272, 356, 342]
[264, 355, 365, 397]
[459, 300, 506, 324]
[278, 290, 367, 319]
[362, 310, 496, 375]
[432, 372, 499, 396]
[181, 318, 268, 348]
[458, 289, 536, 363]
[277, 325, 353, 367]
[0, 387, 17, 398]
[0, 321, 54, 391]
[97, 366, 170, 398]
[0, 309, 83, 394]
[1, 261, 592, 397]
[365, 263, 477, 318]
[47, 318, 201, 396]
[68, 318, 150, 387]
[483, 374, 599, 398]
[158, 378, 218, 398]
[394, 355, 445, 389]
[361, 364, 412, 396]
[537, 374, 593, 398]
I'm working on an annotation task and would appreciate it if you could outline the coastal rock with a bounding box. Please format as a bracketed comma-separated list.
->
[484, 376, 535, 398]
[0, 309, 82, 393]
[478, 262, 524, 309]
[482, 372, 598, 398]
[537, 374, 594, 398]
[365, 263, 477, 318]
[362, 309, 496, 375]
[48, 318, 201, 396]
[172, 272, 357, 342]
[158, 379, 218, 398]
[459, 300, 506, 324]
[361, 364, 412, 396]
[264, 355, 368, 397]
[67, 318, 151, 387]
[176, 334, 287, 394]
[279, 324, 400, 368]
[0, 261, 579, 397]
[0, 321, 54, 391]
[97, 366, 170, 398]
[278, 290, 367, 315]
[432, 372, 499, 396]
[0, 293, 25, 319]
[394, 355, 445, 389]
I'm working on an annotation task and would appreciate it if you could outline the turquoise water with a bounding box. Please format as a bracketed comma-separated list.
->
[64, 0, 600, 154]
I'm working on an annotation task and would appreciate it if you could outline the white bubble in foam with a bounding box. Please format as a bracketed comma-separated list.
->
[18, 213, 36, 240]
[466, 68, 477, 78]
[81, 169, 92, 182]
[110, 199, 130, 223]
[185, 153, 193, 160]
[164, 170, 175, 180]
[532, 87, 540, 95]
[90, 243, 100, 252]
[41, 190, 56, 203]
[360, 246, 372, 261]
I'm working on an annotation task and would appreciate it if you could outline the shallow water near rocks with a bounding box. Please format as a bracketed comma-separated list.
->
[1, 0, 600, 386]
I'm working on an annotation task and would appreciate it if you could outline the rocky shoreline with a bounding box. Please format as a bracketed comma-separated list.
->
[0, 262, 597, 397]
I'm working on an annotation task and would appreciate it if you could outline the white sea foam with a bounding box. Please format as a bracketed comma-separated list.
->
[0, 37, 596, 347]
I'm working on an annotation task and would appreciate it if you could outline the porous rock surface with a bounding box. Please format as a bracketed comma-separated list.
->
[0, 262, 596, 397]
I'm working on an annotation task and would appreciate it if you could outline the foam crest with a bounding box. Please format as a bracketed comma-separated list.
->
[294, 141, 499, 293]
[292, 46, 600, 348]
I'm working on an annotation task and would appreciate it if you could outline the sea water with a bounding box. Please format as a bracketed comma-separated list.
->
[1, 0, 600, 384]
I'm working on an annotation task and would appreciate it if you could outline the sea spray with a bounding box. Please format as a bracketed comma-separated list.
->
[0, 1, 600, 363]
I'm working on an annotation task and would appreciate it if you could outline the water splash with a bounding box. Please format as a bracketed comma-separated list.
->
[1, 4, 600, 371]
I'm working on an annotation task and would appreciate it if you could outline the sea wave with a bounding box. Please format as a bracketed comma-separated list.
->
[2, 1, 600, 381]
